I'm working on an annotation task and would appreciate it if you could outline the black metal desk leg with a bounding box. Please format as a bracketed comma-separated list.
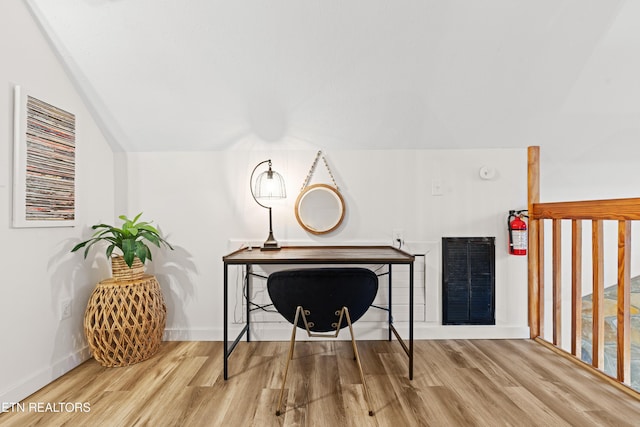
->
[224, 263, 229, 380]
[246, 264, 251, 342]
[409, 262, 414, 380]
[388, 264, 392, 341]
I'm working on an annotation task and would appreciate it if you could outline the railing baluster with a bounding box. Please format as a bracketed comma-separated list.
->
[553, 219, 562, 346]
[528, 217, 541, 338]
[538, 220, 545, 339]
[617, 220, 631, 384]
[592, 220, 605, 369]
[571, 220, 582, 358]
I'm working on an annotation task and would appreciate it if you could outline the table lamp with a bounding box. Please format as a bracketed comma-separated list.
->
[250, 159, 286, 250]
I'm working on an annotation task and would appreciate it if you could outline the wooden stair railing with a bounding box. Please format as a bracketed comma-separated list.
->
[528, 146, 637, 389]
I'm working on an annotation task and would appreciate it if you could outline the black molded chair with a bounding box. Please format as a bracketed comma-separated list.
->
[267, 267, 378, 416]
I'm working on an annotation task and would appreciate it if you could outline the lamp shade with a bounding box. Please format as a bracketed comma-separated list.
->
[254, 168, 286, 200]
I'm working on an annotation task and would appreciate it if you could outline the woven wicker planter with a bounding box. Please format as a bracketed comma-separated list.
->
[111, 255, 145, 281]
[84, 275, 166, 367]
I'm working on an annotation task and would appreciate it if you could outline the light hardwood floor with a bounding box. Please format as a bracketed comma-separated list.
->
[2, 339, 640, 426]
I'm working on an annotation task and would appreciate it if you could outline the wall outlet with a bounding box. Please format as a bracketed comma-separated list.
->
[60, 299, 72, 320]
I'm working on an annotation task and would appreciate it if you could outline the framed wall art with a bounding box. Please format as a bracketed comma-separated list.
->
[13, 85, 76, 227]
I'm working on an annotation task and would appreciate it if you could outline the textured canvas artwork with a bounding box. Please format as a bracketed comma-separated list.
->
[13, 86, 76, 227]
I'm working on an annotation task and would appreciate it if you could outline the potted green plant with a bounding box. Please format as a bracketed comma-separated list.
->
[74, 213, 173, 367]
[71, 212, 173, 280]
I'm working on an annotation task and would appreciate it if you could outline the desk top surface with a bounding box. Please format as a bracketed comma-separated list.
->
[223, 245, 414, 264]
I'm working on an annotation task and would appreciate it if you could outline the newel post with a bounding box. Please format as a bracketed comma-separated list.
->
[528, 146, 540, 339]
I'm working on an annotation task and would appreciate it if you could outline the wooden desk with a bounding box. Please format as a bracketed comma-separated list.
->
[222, 245, 416, 380]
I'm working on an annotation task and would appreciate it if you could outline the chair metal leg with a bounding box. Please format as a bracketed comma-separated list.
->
[276, 306, 301, 416]
[344, 307, 374, 416]
[275, 306, 374, 417]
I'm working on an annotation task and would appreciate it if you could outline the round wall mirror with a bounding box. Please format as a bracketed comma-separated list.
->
[295, 184, 345, 235]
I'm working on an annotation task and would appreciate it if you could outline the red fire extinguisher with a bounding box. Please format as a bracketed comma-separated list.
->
[508, 210, 528, 256]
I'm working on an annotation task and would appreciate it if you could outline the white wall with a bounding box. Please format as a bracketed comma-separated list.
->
[120, 148, 529, 341]
[0, 2, 115, 406]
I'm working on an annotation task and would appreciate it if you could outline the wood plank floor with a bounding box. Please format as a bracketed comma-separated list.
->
[2, 339, 640, 426]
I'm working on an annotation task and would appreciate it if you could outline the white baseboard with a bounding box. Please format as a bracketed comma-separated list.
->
[412, 323, 530, 340]
[163, 328, 221, 341]
[1, 346, 91, 412]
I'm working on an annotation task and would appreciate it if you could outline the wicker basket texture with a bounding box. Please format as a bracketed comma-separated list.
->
[111, 255, 145, 281]
[84, 275, 166, 367]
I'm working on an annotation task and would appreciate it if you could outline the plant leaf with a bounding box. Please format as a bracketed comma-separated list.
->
[141, 231, 161, 247]
[83, 240, 100, 259]
[134, 241, 148, 264]
[122, 239, 136, 267]
[138, 224, 159, 234]
[71, 241, 88, 252]
[162, 238, 174, 250]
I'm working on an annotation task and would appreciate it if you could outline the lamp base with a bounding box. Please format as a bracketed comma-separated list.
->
[261, 242, 281, 251]
[261, 232, 281, 251]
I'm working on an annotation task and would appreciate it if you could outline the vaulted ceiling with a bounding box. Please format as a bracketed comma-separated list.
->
[26, 1, 640, 153]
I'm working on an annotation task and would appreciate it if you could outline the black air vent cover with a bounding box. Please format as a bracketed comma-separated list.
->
[442, 237, 495, 325]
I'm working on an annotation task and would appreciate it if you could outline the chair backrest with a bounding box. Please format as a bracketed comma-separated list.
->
[267, 267, 378, 332]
